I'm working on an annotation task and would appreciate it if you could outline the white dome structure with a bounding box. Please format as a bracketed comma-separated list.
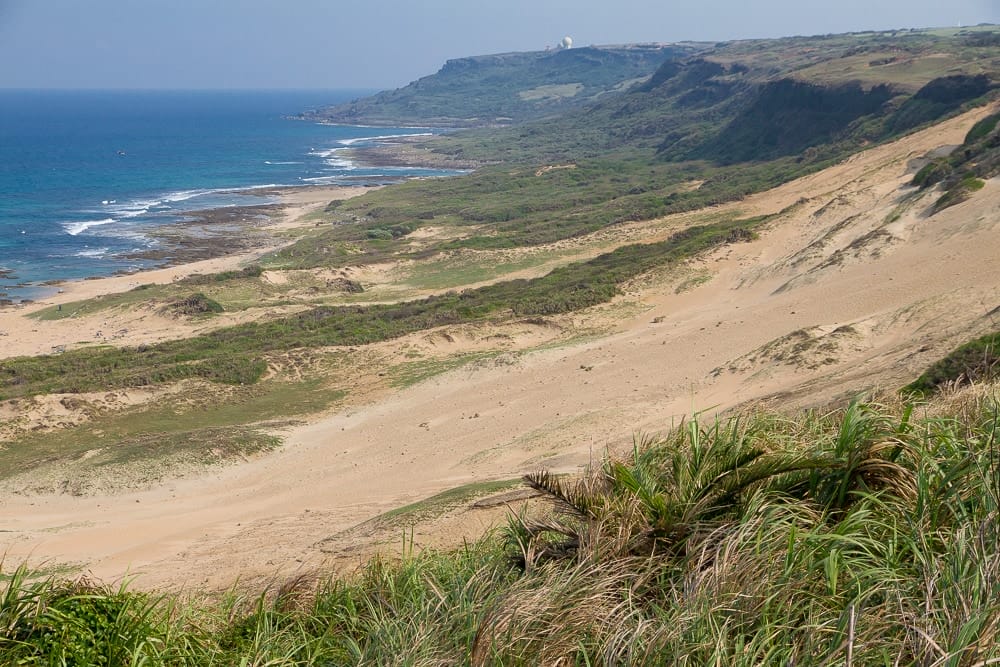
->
[560, 36, 573, 49]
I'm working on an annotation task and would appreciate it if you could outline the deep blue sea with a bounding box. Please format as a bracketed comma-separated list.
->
[0, 89, 454, 301]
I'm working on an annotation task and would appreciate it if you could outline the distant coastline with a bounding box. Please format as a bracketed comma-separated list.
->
[0, 89, 463, 302]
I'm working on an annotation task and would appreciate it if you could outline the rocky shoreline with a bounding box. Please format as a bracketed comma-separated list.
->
[124, 203, 286, 266]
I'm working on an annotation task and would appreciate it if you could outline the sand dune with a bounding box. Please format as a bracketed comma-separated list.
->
[3, 107, 999, 590]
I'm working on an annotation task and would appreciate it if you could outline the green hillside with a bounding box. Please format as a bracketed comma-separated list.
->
[425, 26, 1000, 164]
[303, 44, 700, 127]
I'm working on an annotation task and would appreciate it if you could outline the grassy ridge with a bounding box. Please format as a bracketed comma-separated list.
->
[306, 45, 692, 127]
[4, 391, 999, 664]
[0, 217, 762, 400]
[419, 30, 999, 166]
[912, 109, 1000, 212]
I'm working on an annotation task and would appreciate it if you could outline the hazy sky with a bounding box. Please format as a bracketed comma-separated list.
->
[0, 0, 997, 90]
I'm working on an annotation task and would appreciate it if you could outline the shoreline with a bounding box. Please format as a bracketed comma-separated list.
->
[2, 184, 370, 311]
[0, 108, 996, 589]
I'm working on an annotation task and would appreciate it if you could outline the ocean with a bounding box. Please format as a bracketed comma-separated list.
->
[0, 89, 455, 301]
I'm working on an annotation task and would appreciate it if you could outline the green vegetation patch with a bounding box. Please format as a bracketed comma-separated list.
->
[518, 83, 584, 101]
[379, 479, 523, 525]
[933, 174, 986, 212]
[0, 568, 166, 667]
[30, 287, 165, 321]
[166, 292, 224, 316]
[0, 376, 345, 485]
[179, 264, 264, 285]
[965, 111, 1000, 143]
[910, 108, 999, 213]
[386, 352, 495, 389]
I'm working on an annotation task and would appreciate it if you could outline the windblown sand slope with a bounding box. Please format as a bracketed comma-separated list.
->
[3, 108, 999, 590]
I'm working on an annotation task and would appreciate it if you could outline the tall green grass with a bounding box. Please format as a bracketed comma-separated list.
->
[4, 387, 1000, 664]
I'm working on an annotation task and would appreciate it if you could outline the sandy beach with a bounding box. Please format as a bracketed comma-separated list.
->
[2, 107, 1000, 591]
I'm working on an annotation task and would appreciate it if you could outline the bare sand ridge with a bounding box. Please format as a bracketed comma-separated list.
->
[2, 108, 999, 590]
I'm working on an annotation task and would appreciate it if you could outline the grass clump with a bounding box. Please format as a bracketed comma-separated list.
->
[5, 391, 1000, 663]
[964, 110, 1000, 144]
[911, 157, 952, 188]
[166, 293, 224, 316]
[180, 264, 264, 286]
[933, 174, 987, 212]
[1, 566, 170, 666]
[912, 108, 999, 212]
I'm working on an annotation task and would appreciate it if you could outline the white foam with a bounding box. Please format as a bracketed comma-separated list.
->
[162, 189, 212, 203]
[264, 161, 303, 165]
[308, 147, 339, 158]
[308, 132, 437, 172]
[337, 132, 434, 147]
[63, 218, 116, 236]
[75, 247, 110, 258]
[98, 186, 278, 224]
[324, 157, 357, 170]
[107, 199, 159, 218]
[299, 175, 345, 183]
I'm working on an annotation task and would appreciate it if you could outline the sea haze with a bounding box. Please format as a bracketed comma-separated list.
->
[0, 89, 455, 300]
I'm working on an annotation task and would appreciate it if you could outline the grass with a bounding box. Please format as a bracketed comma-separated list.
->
[30, 288, 164, 322]
[904, 330, 1000, 395]
[4, 388, 1000, 664]
[30, 272, 339, 321]
[911, 108, 999, 214]
[379, 479, 523, 525]
[386, 352, 497, 389]
[0, 375, 347, 487]
[268, 156, 821, 267]
[400, 248, 576, 292]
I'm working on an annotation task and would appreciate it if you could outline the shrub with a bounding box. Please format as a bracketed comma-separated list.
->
[964, 112, 1000, 144]
[904, 331, 1000, 394]
[168, 293, 224, 316]
[365, 228, 393, 240]
[912, 158, 952, 188]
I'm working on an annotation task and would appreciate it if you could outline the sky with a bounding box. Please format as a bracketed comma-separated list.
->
[0, 0, 997, 90]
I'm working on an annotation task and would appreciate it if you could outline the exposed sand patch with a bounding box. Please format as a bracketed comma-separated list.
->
[535, 164, 577, 176]
[3, 106, 1000, 591]
[0, 386, 189, 440]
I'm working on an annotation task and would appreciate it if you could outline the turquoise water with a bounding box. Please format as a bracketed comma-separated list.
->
[0, 89, 454, 300]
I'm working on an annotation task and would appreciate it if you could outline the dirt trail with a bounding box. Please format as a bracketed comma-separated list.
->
[3, 107, 1000, 590]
